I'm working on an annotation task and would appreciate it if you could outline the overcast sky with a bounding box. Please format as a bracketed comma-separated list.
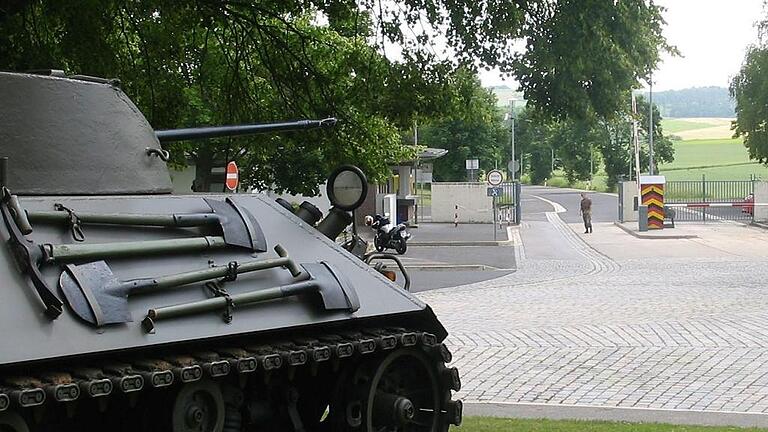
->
[479, 0, 765, 92]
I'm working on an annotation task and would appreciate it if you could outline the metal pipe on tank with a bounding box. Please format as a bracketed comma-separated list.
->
[155, 118, 337, 143]
[315, 208, 352, 240]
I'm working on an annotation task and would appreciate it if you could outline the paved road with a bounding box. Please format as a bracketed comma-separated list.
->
[522, 185, 617, 224]
[395, 223, 516, 292]
[417, 185, 768, 420]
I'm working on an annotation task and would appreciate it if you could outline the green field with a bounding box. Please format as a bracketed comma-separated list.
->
[662, 118, 716, 134]
[524, 118, 764, 192]
[655, 118, 766, 181]
[456, 417, 768, 432]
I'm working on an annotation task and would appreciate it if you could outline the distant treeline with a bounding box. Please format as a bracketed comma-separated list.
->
[643, 86, 735, 118]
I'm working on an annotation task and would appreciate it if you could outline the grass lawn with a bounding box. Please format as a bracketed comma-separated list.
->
[546, 174, 610, 192]
[658, 137, 767, 180]
[662, 138, 747, 169]
[661, 165, 765, 181]
[658, 120, 768, 180]
[456, 417, 768, 432]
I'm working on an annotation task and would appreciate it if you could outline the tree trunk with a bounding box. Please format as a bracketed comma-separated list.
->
[193, 148, 216, 192]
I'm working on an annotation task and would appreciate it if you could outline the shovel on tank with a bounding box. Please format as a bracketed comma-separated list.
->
[24, 197, 266, 252]
[1, 188, 267, 319]
[59, 245, 303, 326]
[141, 261, 360, 333]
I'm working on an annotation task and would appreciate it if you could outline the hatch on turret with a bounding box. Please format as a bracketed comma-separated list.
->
[0, 71, 173, 195]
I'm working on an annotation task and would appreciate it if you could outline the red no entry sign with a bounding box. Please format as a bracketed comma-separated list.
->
[225, 161, 239, 191]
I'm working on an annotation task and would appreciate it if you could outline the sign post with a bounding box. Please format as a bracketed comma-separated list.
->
[225, 161, 239, 192]
[465, 159, 479, 182]
[507, 160, 519, 178]
[487, 169, 503, 241]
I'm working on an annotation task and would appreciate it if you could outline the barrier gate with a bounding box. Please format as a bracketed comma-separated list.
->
[664, 177, 754, 222]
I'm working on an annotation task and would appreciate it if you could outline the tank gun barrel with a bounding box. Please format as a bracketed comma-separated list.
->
[155, 118, 337, 143]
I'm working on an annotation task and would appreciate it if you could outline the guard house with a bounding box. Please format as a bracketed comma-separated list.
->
[381, 148, 447, 226]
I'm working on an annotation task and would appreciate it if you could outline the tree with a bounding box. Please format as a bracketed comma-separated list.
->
[0, 0, 672, 192]
[731, 46, 768, 164]
[650, 87, 734, 118]
[418, 72, 509, 182]
[516, 95, 674, 190]
[511, 0, 675, 119]
[0, 2, 454, 193]
[598, 95, 674, 189]
[515, 110, 556, 184]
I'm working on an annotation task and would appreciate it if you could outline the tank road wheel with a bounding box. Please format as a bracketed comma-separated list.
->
[365, 349, 442, 431]
[172, 380, 226, 432]
[330, 348, 445, 431]
[0, 412, 29, 432]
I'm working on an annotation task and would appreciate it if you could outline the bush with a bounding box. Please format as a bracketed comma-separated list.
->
[546, 177, 570, 188]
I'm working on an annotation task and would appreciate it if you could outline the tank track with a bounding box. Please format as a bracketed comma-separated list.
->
[0, 327, 462, 431]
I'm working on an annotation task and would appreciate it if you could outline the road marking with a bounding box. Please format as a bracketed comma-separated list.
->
[508, 226, 526, 262]
[531, 194, 567, 213]
[545, 212, 619, 274]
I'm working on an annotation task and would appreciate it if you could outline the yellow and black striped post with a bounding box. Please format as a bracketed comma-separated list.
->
[640, 175, 666, 229]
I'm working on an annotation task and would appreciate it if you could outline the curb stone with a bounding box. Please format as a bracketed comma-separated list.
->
[464, 402, 768, 428]
[409, 240, 512, 247]
[409, 225, 517, 247]
[613, 221, 698, 239]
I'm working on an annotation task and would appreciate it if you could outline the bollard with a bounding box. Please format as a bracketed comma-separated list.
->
[454, 205, 458, 228]
[514, 182, 522, 225]
[638, 205, 648, 232]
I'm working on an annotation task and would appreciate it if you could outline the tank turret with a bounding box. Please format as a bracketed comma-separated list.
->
[0, 70, 335, 196]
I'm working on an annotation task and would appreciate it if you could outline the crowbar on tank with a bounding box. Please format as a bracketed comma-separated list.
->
[59, 245, 302, 326]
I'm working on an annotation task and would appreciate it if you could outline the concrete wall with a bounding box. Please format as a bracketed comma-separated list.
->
[754, 181, 768, 222]
[431, 182, 494, 223]
[619, 181, 638, 222]
[170, 165, 196, 194]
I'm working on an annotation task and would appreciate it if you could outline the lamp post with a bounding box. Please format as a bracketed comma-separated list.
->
[551, 147, 555, 174]
[505, 101, 516, 181]
[649, 72, 655, 175]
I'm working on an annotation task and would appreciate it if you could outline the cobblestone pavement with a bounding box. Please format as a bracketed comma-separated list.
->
[417, 196, 768, 414]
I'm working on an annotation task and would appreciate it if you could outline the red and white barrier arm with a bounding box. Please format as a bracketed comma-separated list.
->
[665, 202, 766, 208]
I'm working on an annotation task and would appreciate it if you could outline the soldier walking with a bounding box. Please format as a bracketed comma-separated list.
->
[580, 192, 593, 234]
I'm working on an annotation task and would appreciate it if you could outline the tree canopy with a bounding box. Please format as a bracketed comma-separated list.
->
[650, 87, 734, 118]
[731, 45, 768, 164]
[515, 95, 674, 189]
[418, 73, 509, 182]
[0, 0, 672, 192]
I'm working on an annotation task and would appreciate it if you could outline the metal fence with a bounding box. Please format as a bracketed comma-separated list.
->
[497, 182, 522, 224]
[665, 177, 754, 222]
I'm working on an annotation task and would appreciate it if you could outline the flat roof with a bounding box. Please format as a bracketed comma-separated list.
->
[398, 147, 448, 165]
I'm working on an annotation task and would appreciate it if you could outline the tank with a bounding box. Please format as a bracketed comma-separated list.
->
[0, 71, 462, 432]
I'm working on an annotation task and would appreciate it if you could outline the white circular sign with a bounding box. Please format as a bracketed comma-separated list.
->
[487, 169, 503, 186]
[507, 160, 520, 173]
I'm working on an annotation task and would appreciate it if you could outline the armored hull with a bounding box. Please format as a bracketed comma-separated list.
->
[0, 72, 461, 431]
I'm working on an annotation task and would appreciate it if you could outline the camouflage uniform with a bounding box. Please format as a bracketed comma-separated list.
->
[580, 196, 593, 233]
